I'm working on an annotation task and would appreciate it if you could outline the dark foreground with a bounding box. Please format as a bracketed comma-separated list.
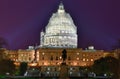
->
[0, 76, 113, 79]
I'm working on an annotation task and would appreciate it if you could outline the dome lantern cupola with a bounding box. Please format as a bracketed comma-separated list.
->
[58, 2, 65, 13]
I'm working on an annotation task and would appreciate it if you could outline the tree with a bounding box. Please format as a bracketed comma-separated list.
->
[92, 56, 119, 78]
[0, 59, 15, 75]
[0, 37, 7, 48]
[0, 37, 8, 61]
[19, 62, 28, 76]
[112, 39, 120, 78]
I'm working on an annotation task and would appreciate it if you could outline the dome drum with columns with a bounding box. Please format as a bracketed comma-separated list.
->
[40, 2, 78, 48]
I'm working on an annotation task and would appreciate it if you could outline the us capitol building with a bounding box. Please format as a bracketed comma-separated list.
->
[0, 2, 119, 76]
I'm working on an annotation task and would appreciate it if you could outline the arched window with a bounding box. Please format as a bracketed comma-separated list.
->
[68, 56, 71, 60]
[50, 56, 53, 61]
[56, 56, 58, 60]
[42, 57, 44, 60]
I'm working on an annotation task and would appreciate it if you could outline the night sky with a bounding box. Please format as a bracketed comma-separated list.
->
[0, 0, 120, 50]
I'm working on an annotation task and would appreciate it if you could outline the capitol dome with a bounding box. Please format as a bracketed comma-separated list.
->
[46, 3, 77, 35]
[40, 2, 78, 48]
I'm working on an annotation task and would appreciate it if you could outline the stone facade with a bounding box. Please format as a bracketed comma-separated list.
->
[17, 49, 35, 62]
[37, 48, 108, 66]
[1, 47, 118, 67]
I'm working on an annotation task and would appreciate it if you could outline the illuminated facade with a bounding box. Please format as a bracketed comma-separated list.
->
[1, 47, 118, 67]
[37, 47, 105, 66]
[0, 2, 119, 77]
[0, 3, 119, 76]
[1, 2, 118, 67]
[17, 49, 35, 62]
[40, 3, 77, 48]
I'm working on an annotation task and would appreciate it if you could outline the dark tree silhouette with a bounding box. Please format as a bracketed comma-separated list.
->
[112, 39, 120, 78]
[19, 62, 28, 76]
[0, 59, 15, 75]
[92, 56, 119, 79]
[0, 37, 8, 61]
[0, 37, 7, 48]
[62, 49, 67, 61]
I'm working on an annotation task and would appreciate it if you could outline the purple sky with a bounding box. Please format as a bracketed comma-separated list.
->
[0, 0, 120, 50]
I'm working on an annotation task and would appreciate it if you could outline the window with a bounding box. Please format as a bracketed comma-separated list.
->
[68, 62, 71, 65]
[42, 52, 45, 55]
[60, 56, 62, 59]
[77, 57, 79, 60]
[56, 56, 58, 60]
[70, 68, 73, 70]
[83, 58, 85, 61]
[50, 56, 53, 61]
[47, 67, 50, 70]
[77, 53, 79, 55]
[68, 56, 71, 60]
[91, 59, 93, 61]
[83, 54, 85, 57]
[42, 57, 44, 60]
[21, 54, 23, 56]
[86, 59, 89, 61]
